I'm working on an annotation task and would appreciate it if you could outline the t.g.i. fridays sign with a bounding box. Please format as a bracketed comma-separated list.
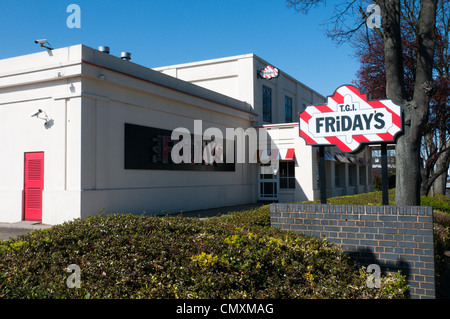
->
[299, 85, 403, 153]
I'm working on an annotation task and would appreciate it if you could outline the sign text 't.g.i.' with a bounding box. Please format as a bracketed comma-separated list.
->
[299, 85, 403, 153]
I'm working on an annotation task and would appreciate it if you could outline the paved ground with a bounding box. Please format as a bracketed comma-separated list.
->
[0, 203, 267, 241]
[170, 202, 267, 218]
[0, 221, 52, 241]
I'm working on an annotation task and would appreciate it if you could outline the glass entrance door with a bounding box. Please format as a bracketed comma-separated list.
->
[258, 163, 279, 201]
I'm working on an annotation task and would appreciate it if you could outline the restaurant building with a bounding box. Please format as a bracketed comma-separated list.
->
[0, 45, 372, 225]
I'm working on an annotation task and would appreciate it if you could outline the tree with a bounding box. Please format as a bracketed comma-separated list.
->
[428, 2, 450, 194]
[353, 3, 450, 196]
[287, 0, 442, 205]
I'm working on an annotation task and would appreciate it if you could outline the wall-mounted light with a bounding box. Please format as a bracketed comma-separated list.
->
[31, 109, 54, 129]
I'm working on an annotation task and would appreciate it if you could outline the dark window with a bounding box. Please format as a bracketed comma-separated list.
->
[349, 164, 357, 186]
[335, 163, 343, 187]
[360, 165, 366, 185]
[280, 161, 295, 189]
[263, 86, 272, 122]
[285, 96, 292, 123]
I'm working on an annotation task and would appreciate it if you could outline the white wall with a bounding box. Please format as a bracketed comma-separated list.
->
[0, 45, 260, 225]
[0, 46, 85, 224]
[78, 89, 258, 217]
[77, 48, 259, 217]
[263, 123, 373, 203]
[252, 57, 325, 126]
[155, 54, 256, 110]
[263, 124, 315, 202]
[154, 54, 326, 127]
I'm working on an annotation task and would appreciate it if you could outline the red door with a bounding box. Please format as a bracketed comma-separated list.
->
[23, 152, 44, 221]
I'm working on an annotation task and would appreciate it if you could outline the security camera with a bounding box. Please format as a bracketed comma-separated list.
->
[34, 39, 53, 50]
[44, 119, 54, 129]
[34, 39, 48, 45]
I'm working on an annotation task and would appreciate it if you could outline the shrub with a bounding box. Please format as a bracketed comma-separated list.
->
[373, 171, 382, 191]
[0, 208, 408, 299]
[304, 189, 396, 206]
[219, 205, 271, 229]
[421, 194, 450, 215]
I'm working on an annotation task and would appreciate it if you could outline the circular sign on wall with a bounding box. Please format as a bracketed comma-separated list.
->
[258, 65, 279, 80]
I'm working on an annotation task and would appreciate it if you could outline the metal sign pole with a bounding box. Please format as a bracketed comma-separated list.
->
[381, 143, 389, 205]
[319, 146, 327, 204]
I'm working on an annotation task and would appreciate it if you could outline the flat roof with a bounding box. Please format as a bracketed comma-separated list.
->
[0, 44, 256, 117]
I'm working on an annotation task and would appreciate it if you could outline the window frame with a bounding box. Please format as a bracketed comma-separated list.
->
[262, 85, 272, 123]
[280, 161, 295, 189]
[285, 95, 292, 123]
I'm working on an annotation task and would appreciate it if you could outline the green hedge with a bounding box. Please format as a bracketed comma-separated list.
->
[0, 207, 408, 299]
[421, 194, 450, 215]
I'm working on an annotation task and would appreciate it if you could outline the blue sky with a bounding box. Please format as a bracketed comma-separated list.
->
[0, 0, 362, 97]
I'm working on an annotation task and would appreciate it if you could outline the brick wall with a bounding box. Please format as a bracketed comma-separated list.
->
[270, 203, 435, 299]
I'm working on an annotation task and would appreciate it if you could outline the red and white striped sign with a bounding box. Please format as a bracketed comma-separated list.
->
[258, 65, 279, 79]
[254, 148, 295, 162]
[299, 85, 403, 153]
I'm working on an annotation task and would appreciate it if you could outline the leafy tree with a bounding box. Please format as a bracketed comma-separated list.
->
[353, 3, 449, 196]
[287, 0, 444, 204]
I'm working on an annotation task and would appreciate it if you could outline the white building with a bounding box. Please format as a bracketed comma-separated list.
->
[155, 54, 373, 202]
[0, 45, 372, 225]
[154, 53, 325, 126]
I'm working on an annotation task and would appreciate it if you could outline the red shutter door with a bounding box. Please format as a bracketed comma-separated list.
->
[23, 152, 44, 221]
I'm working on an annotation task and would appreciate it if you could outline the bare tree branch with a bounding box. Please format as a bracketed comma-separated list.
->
[285, 0, 325, 14]
[286, 0, 442, 203]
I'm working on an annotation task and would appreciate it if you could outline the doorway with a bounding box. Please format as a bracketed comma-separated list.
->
[23, 152, 44, 221]
[258, 163, 279, 201]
